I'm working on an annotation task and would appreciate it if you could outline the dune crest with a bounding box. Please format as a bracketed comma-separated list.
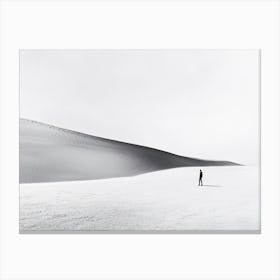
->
[19, 119, 239, 183]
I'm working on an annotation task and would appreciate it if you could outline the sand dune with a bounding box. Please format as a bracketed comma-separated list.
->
[20, 119, 238, 183]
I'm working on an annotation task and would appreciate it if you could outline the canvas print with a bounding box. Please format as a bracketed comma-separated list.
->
[19, 50, 260, 232]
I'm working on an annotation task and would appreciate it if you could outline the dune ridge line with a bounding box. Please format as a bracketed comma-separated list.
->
[20, 118, 240, 183]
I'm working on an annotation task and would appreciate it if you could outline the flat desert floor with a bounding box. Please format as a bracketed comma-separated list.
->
[20, 166, 260, 232]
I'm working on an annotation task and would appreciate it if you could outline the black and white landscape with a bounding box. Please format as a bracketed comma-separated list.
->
[19, 50, 260, 232]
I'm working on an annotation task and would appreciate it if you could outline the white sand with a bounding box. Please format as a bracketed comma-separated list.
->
[20, 166, 260, 232]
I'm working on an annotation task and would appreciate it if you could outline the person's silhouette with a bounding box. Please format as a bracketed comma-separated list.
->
[198, 169, 203, 186]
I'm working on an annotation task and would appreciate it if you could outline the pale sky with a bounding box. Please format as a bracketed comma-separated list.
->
[20, 50, 259, 165]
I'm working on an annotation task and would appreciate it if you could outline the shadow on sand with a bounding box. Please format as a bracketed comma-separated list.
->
[200, 185, 223, 188]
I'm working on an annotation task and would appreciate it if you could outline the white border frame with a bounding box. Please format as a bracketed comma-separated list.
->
[1, 1, 279, 279]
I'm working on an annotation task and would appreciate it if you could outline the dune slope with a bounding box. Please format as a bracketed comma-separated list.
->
[20, 119, 238, 183]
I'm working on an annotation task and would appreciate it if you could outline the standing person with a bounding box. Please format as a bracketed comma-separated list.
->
[198, 169, 203, 186]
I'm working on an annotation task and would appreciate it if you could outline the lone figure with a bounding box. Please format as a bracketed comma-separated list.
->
[198, 169, 203, 186]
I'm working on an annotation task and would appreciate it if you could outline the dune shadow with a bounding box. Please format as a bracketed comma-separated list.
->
[20, 118, 240, 184]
